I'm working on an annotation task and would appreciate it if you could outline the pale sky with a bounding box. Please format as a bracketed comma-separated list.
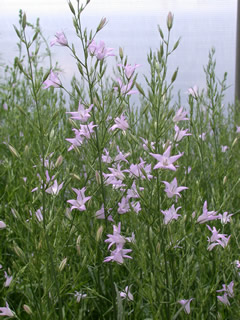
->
[1, 0, 237, 15]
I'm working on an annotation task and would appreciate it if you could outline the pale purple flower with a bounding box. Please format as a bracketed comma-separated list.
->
[218, 212, 233, 225]
[102, 148, 112, 163]
[74, 291, 87, 303]
[0, 302, 14, 318]
[114, 79, 138, 95]
[50, 32, 68, 46]
[217, 293, 230, 306]
[199, 132, 206, 141]
[197, 201, 219, 223]
[3, 103, 8, 111]
[140, 137, 155, 151]
[66, 103, 93, 122]
[0, 221, 6, 229]
[207, 225, 231, 251]
[35, 207, 43, 222]
[174, 125, 191, 142]
[46, 180, 63, 195]
[95, 205, 113, 222]
[114, 146, 130, 163]
[124, 158, 152, 180]
[118, 63, 140, 78]
[105, 223, 126, 249]
[150, 146, 183, 171]
[79, 122, 97, 139]
[66, 129, 84, 151]
[118, 196, 130, 214]
[178, 298, 194, 314]
[43, 70, 61, 89]
[188, 85, 198, 98]
[126, 181, 144, 199]
[131, 201, 141, 214]
[120, 286, 134, 301]
[236, 126, 240, 133]
[173, 107, 189, 123]
[88, 40, 114, 60]
[67, 187, 91, 211]
[221, 145, 229, 153]
[108, 164, 125, 181]
[161, 205, 181, 224]
[4, 271, 12, 287]
[110, 114, 129, 132]
[162, 178, 188, 199]
[216, 281, 234, 298]
[104, 244, 132, 264]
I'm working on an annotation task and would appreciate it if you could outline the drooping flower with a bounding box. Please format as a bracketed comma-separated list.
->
[66, 129, 84, 151]
[110, 114, 129, 132]
[0, 221, 6, 229]
[114, 78, 138, 95]
[174, 125, 191, 142]
[43, 70, 61, 89]
[88, 40, 114, 60]
[120, 286, 134, 301]
[4, 271, 13, 287]
[67, 187, 91, 211]
[95, 204, 113, 222]
[74, 291, 87, 303]
[217, 293, 230, 306]
[187, 85, 198, 98]
[207, 225, 230, 251]
[150, 146, 183, 171]
[46, 180, 64, 195]
[118, 63, 140, 78]
[118, 197, 130, 214]
[173, 107, 189, 123]
[103, 244, 132, 264]
[162, 178, 188, 199]
[79, 122, 97, 139]
[161, 205, 181, 224]
[221, 145, 229, 153]
[66, 103, 93, 122]
[0, 302, 15, 318]
[217, 281, 234, 305]
[50, 32, 68, 47]
[178, 298, 194, 314]
[197, 201, 219, 224]
[105, 223, 126, 249]
[218, 211, 233, 225]
[102, 148, 112, 163]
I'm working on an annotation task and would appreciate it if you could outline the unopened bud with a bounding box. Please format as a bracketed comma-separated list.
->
[135, 83, 145, 96]
[119, 47, 124, 60]
[232, 137, 238, 148]
[76, 235, 81, 255]
[167, 12, 173, 30]
[95, 171, 101, 184]
[55, 155, 63, 167]
[13, 244, 25, 259]
[156, 242, 160, 254]
[96, 225, 104, 242]
[97, 17, 107, 32]
[223, 176, 227, 185]
[23, 304, 32, 315]
[49, 129, 55, 140]
[59, 257, 68, 271]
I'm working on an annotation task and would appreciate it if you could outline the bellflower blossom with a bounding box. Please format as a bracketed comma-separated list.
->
[207, 225, 231, 251]
[187, 85, 198, 98]
[0, 302, 15, 318]
[150, 146, 183, 171]
[218, 211, 233, 225]
[95, 204, 113, 222]
[43, 70, 61, 89]
[162, 178, 188, 199]
[4, 271, 13, 287]
[67, 187, 91, 212]
[74, 292, 87, 303]
[120, 286, 134, 301]
[0, 221, 6, 229]
[217, 281, 234, 305]
[88, 40, 114, 60]
[174, 125, 191, 142]
[161, 205, 181, 224]
[178, 298, 194, 314]
[197, 201, 219, 224]
[50, 32, 68, 46]
[173, 107, 189, 122]
[118, 63, 140, 78]
[46, 180, 64, 195]
[114, 79, 138, 95]
[66, 103, 93, 122]
[110, 114, 129, 132]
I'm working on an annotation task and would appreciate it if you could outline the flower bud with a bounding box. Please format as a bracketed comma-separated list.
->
[167, 12, 173, 30]
[55, 155, 63, 168]
[119, 47, 124, 60]
[76, 235, 81, 255]
[96, 225, 104, 242]
[223, 176, 227, 185]
[23, 304, 32, 315]
[97, 17, 107, 32]
[59, 258, 68, 272]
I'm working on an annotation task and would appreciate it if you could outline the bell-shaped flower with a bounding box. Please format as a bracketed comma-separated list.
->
[66, 103, 93, 122]
[161, 205, 181, 224]
[197, 201, 219, 224]
[173, 107, 189, 123]
[50, 32, 68, 47]
[46, 180, 63, 195]
[67, 187, 91, 212]
[120, 286, 134, 301]
[178, 298, 194, 314]
[174, 125, 191, 142]
[0, 302, 15, 318]
[150, 146, 183, 171]
[43, 70, 61, 89]
[162, 178, 188, 199]
[88, 40, 114, 60]
[110, 114, 129, 132]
